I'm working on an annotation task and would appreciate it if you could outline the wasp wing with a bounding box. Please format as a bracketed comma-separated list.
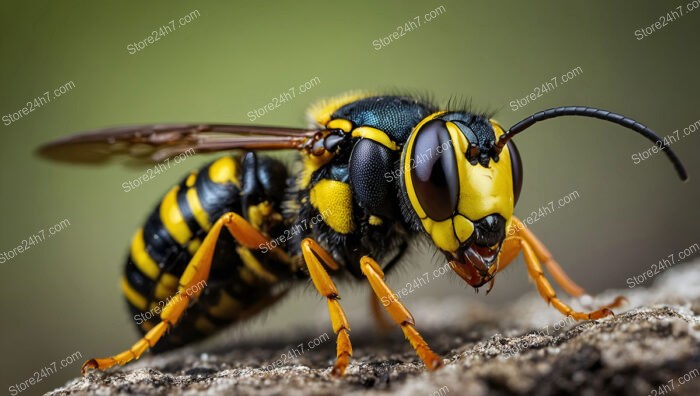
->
[37, 123, 319, 165]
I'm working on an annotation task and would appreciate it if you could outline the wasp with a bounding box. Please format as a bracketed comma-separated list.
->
[39, 93, 688, 376]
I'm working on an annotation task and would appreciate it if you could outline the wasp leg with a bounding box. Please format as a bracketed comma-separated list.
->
[510, 217, 626, 309]
[500, 236, 614, 320]
[360, 256, 443, 370]
[82, 212, 276, 373]
[369, 291, 393, 332]
[300, 238, 352, 377]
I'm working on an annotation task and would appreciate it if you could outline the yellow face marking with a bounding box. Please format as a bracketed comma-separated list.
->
[307, 91, 370, 126]
[309, 179, 355, 234]
[403, 113, 515, 252]
[130, 228, 160, 281]
[185, 172, 197, 187]
[327, 118, 352, 132]
[453, 215, 475, 243]
[237, 247, 278, 284]
[121, 277, 148, 311]
[208, 156, 240, 186]
[194, 316, 218, 334]
[424, 218, 460, 252]
[455, 123, 514, 222]
[160, 186, 192, 246]
[208, 291, 242, 320]
[186, 187, 211, 230]
[351, 126, 399, 151]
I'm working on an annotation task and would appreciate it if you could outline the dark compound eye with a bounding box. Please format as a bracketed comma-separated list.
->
[507, 140, 523, 205]
[410, 119, 459, 221]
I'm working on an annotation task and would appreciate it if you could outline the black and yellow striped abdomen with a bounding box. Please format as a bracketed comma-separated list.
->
[122, 154, 294, 352]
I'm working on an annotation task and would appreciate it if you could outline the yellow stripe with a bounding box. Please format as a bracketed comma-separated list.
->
[237, 247, 277, 283]
[185, 172, 197, 187]
[351, 126, 399, 150]
[239, 267, 256, 284]
[187, 238, 202, 255]
[186, 188, 211, 230]
[208, 291, 242, 320]
[121, 277, 148, 311]
[154, 281, 176, 301]
[209, 157, 240, 185]
[160, 186, 192, 245]
[130, 228, 160, 281]
[160, 273, 179, 289]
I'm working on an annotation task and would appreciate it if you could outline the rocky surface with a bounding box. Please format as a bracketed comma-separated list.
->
[49, 261, 700, 396]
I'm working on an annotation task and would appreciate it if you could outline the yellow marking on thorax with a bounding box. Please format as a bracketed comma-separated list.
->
[351, 126, 399, 151]
[247, 201, 273, 231]
[307, 91, 370, 126]
[369, 215, 383, 226]
[186, 188, 211, 230]
[327, 118, 352, 132]
[297, 151, 334, 189]
[160, 186, 192, 245]
[237, 247, 278, 283]
[309, 179, 355, 234]
[121, 277, 148, 311]
[130, 228, 160, 281]
[209, 156, 240, 186]
[208, 291, 242, 320]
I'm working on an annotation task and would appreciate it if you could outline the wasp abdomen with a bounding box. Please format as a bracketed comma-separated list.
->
[122, 154, 293, 352]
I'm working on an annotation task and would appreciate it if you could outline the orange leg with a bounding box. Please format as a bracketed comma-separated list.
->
[499, 235, 614, 320]
[369, 291, 393, 333]
[507, 217, 626, 309]
[82, 212, 277, 373]
[360, 256, 443, 370]
[300, 238, 352, 377]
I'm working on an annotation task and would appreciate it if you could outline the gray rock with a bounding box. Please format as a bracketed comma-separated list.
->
[49, 261, 700, 396]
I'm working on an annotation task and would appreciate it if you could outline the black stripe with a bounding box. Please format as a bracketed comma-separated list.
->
[195, 160, 241, 223]
[176, 186, 203, 238]
[125, 257, 156, 297]
[143, 208, 192, 277]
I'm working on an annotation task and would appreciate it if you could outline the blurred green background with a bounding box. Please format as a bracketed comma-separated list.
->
[1, 1, 698, 393]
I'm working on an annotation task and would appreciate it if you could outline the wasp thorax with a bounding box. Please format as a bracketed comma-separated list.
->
[409, 119, 458, 221]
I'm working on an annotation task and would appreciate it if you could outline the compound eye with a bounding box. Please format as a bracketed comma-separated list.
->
[410, 119, 459, 221]
[507, 140, 523, 205]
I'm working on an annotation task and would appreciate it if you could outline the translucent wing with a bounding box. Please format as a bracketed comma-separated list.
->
[37, 123, 319, 165]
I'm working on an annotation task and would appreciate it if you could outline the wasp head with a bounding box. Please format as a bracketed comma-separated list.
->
[400, 112, 523, 287]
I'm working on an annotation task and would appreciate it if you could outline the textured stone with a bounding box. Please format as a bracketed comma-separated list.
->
[49, 261, 700, 396]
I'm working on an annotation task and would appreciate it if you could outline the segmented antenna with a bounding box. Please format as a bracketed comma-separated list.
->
[494, 106, 687, 181]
